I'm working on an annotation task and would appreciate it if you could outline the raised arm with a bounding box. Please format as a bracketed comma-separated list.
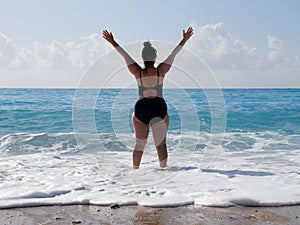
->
[158, 27, 193, 75]
[102, 30, 141, 77]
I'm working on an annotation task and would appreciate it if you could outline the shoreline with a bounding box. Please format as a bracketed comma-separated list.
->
[1, 204, 299, 225]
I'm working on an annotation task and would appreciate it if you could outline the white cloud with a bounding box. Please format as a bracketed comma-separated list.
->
[0, 33, 16, 67]
[0, 22, 299, 75]
[187, 22, 300, 70]
[3, 33, 108, 71]
[188, 22, 261, 69]
[267, 35, 300, 68]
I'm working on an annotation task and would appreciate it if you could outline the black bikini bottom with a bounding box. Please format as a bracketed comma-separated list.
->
[134, 97, 167, 124]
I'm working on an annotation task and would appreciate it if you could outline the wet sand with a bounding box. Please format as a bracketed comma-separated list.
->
[0, 204, 299, 225]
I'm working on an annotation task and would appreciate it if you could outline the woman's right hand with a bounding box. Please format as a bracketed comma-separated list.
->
[182, 27, 194, 42]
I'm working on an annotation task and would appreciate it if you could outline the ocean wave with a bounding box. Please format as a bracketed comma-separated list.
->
[0, 132, 133, 156]
[0, 133, 79, 155]
[1, 131, 300, 157]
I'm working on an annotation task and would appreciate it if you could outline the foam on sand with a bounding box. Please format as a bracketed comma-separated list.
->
[0, 131, 299, 209]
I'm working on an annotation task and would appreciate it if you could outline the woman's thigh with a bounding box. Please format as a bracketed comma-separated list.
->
[151, 113, 169, 147]
[132, 114, 150, 140]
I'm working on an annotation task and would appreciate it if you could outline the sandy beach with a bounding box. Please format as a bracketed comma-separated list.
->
[0, 204, 299, 225]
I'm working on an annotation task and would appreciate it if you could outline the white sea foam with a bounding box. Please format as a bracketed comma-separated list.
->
[0, 131, 300, 208]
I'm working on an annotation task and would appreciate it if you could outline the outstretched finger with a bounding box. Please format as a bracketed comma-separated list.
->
[102, 30, 108, 36]
[102, 32, 109, 40]
[103, 30, 110, 35]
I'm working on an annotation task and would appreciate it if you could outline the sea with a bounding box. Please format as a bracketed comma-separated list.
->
[0, 88, 299, 208]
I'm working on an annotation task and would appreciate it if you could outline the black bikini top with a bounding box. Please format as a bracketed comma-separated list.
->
[138, 68, 163, 98]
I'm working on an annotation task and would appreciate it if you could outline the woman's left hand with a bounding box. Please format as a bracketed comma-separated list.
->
[102, 30, 115, 44]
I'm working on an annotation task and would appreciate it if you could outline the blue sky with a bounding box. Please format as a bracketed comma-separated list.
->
[0, 0, 300, 87]
[1, 0, 299, 50]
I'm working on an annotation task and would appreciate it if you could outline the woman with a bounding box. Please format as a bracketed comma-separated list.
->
[102, 27, 193, 168]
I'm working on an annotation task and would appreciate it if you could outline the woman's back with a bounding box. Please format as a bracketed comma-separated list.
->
[138, 67, 164, 99]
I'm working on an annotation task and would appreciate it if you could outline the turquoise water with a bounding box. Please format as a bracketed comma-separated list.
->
[0, 88, 299, 135]
[1, 88, 299, 153]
